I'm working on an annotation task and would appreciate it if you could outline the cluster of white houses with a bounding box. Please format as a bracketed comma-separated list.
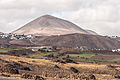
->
[0, 33, 35, 39]
[112, 49, 120, 52]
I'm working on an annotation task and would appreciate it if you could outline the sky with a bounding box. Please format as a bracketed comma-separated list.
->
[0, 0, 120, 36]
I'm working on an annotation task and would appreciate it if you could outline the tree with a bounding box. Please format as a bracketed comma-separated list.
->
[52, 46, 57, 50]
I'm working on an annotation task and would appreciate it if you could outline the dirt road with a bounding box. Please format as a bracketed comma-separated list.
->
[0, 76, 31, 80]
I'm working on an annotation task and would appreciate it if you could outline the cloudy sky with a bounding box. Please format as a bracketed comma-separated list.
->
[0, 0, 120, 36]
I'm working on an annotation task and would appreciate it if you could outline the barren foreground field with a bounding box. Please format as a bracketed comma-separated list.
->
[0, 54, 120, 80]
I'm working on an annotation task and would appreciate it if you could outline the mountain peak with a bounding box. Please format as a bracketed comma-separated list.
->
[41, 14, 53, 17]
[12, 15, 97, 35]
[40, 14, 56, 19]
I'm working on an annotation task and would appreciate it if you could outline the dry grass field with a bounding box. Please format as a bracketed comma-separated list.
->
[0, 54, 120, 80]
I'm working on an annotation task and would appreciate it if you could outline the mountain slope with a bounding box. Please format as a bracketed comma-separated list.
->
[10, 33, 120, 50]
[86, 30, 98, 35]
[31, 33, 120, 50]
[12, 15, 97, 35]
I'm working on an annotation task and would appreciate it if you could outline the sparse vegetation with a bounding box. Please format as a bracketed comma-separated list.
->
[52, 46, 57, 50]
[27, 49, 120, 64]
[0, 48, 25, 53]
[44, 54, 54, 58]
[29, 54, 46, 59]
[77, 59, 109, 63]
[109, 58, 120, 62]
[68, 52, 96, 58]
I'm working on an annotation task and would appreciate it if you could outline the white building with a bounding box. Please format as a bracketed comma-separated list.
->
[112, 49, 120, 52]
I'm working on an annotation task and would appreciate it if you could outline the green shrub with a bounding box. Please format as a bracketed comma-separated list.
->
[52, 46, 57, 50]
[66, 55, 70, 58]
[45, 54, 54, 58]
[58, 53, 65, 56]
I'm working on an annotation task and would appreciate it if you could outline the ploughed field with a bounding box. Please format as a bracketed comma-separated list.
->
[0, 48, 120, 80]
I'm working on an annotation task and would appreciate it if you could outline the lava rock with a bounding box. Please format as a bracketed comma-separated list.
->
[21, 73, 45, 80]
[54, 65, 60, 69]
[114, 75, 120, 79]
[70, 67, 79, 73]
[0, 64, 19, 74]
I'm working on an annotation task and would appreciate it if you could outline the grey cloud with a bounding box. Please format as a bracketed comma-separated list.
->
[63, 0, 120, 36]
[0, 0, 120, 36]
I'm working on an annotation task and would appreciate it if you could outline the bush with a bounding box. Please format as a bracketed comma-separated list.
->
[45, 54, 54, 58]
[66, 55, 70, 58]
[52, 46, 57, 50]
[58, 53, 65, 56]
[38, 49, 47, 52]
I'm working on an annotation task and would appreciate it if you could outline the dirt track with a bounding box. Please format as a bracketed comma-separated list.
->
[0, 76, 30, 80]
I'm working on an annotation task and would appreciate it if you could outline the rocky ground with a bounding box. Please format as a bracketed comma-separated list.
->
[0, 54, 120, 80]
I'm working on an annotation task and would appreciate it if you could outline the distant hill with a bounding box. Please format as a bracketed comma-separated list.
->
[9, 33, 120, 50]
[12, 15, 97, 35]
